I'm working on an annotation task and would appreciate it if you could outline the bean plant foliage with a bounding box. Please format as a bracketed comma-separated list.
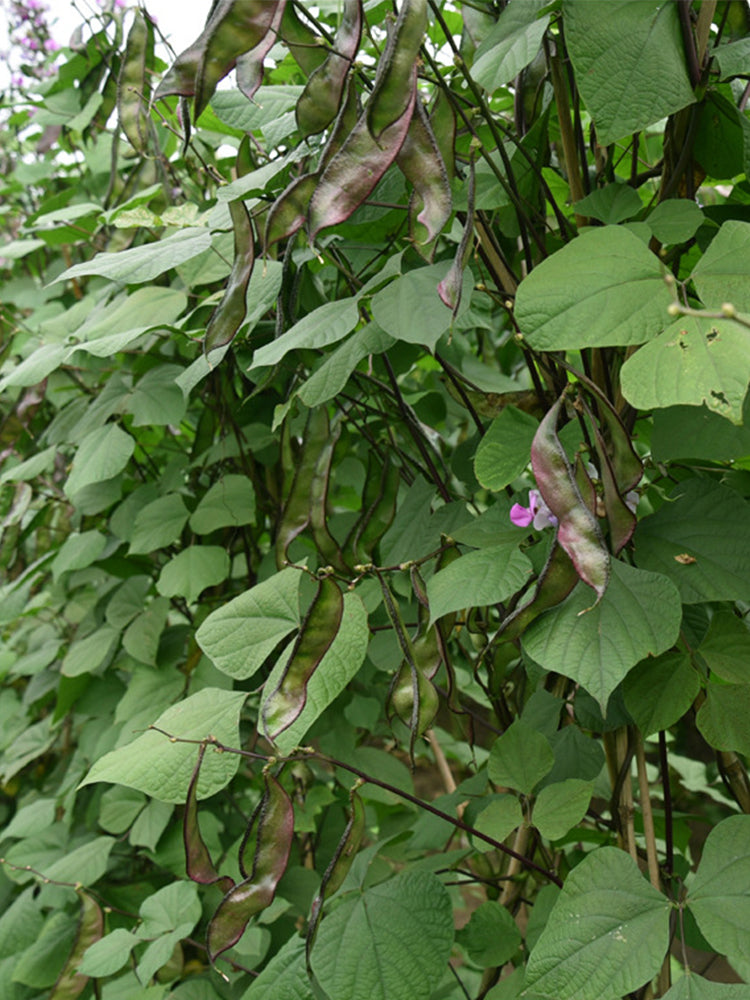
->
[3, 0, 750, 997]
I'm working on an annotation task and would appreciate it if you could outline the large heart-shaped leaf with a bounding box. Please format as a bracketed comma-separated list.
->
[522, 560, 682, 711]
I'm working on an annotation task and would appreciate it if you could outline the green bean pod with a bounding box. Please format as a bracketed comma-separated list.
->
[396, 98, 452, 250]
[207, 769, 294, 963]
[531, 392, 610, 604]
[366, 0, 427, 140]
[204, 199, 255, 354]
[264, 173, 319, 250]
[117, 10, 155, 154]
[296, 0, 362, 139]
[262, 574, 344, 743]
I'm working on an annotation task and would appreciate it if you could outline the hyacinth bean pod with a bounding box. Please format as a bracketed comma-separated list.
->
[581, 397, 638, 555]
[438, 156, 475, 314]
[204, 199, 255, 354]
[183, 742, 235, 893]
[275, 408, 329, 568]
[236, 0, 287, 102]
[531, 392, 610, 604]
[366, 0, 427, 140]
[262, 574, 344, 742]
[117, 9, 155, 154]
[295, 0, 362, 139]
[396, 98, 453, 250]
[308, 69, 417, 237]
[347, 452, 400, 563]
[206, 769, 294, 963]
[155, 0, 282, 117]
[495, 541, 579, 642]
[306, 785, 366, 968]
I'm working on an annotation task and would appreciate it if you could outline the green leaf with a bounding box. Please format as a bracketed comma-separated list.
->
[713, 38, 750, 80]
[189, 475, 255, 533]
[51, 530, 107, 581]
[474, 406, 538, 491]
[80, 688, 247, 802]
[698, 611, 750, 683]
[78, 929, 139, 977]
[646, 199, 704, 245]
[515, 226, 673, 350]
[523, 847, 671, 1000]
[139, 882, 201, 937]
[426, 544, 533, 624]
[196, 568, 301, 680]
[456, 901, 522, 967]
[662, 977, 750, 1000]
[622, 653, 700, 737]
[11, 912, 76, 988]
[695, 680, 750, 756]
[574, 183, 642, 225]
[52, 228, 212, 285]
[62, 625, 120, 677]
[298, 323, 395, 408]
[651, 397, 750, 462]
[64, 425, 134, 497]
[128, 366, 187, 427]
[620, 314, 750, 425]
[249, 297, 359, 369]
[156, 547, 231, 603]
[0, 343, 67, 390]
[532, 779, 593, 841]
[522, 560, 682, 712]
[370, 263, 473, 350]
[241, 935, 313, 1000]
[489, 720, 554, 795]
[43, 836, 116, 886]
[209, 86, 303, 132]
[564, 0, 694, 146]
[129, 494, 190, 554]
[633, 480, 750, 604]
[72, 287, 187, 347]
[0, 890, 43, 960]
[688, 815, 750, 982]
[471, 0, 551, 93]
[474, 795, 524, 844]
[311, 871, 454, 1000]
[262, 592, 369, 754]
[122, 597, 170, 666]
[692, 221, 750, 312]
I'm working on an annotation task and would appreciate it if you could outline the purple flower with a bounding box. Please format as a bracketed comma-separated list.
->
[11, 72, 24, 87]
[510, 489, 558, 531]
[43, 37, 59, 51]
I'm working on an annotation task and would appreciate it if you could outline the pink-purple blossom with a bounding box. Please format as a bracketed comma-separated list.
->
[510, 490, 558, 531]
